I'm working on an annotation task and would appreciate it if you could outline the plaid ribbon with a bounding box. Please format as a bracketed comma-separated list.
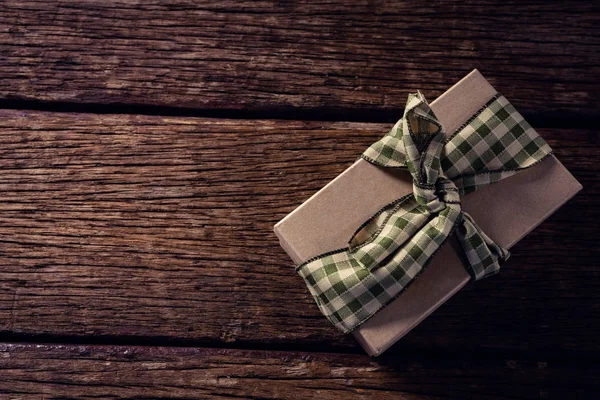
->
[296, 92, 552, 333]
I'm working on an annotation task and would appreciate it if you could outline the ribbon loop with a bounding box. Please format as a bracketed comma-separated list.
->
[296, 92, 552, 334]
[401, 91, 444, 185]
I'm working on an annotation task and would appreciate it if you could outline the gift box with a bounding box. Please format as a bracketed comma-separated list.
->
[274, 70, 582, 356]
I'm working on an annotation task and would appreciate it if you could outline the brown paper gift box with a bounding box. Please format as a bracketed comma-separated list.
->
[274, 70, 582, 356]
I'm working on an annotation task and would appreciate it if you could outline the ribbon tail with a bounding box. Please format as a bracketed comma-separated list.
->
[456, 212, 510, 280]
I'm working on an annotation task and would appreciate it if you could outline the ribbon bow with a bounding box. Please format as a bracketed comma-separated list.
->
[296, 92, 552, 333]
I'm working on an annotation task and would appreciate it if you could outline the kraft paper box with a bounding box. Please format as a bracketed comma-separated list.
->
[274, 70, 582, 356]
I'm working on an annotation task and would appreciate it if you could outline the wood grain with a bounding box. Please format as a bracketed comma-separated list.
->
[1, 343, 598, 399]
[0, 109, 597, 354]
[1, 0, 598, 119]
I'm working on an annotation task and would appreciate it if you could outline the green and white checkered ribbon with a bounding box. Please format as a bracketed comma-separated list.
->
[296, 92, 552, 333]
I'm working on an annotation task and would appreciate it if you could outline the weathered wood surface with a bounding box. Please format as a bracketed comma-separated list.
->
[0, 109, 597, 355]
[1, 1, 599, 120]
[2, 343, 598, 399]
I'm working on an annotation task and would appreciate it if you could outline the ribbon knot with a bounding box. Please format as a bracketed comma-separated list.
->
[412, 178, 459, 213]
[297, 91, 552, 333]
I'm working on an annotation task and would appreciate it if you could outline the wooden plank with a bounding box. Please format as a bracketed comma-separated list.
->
[0, 109, 597, 354]
[1, 343, 598, 399]
[1, 1, 598, 119]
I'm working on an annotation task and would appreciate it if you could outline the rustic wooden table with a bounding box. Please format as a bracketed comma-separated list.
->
[0, 1, 598, 398]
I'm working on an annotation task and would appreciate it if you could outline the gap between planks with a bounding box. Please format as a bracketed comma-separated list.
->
[0, 99, 598, 129]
